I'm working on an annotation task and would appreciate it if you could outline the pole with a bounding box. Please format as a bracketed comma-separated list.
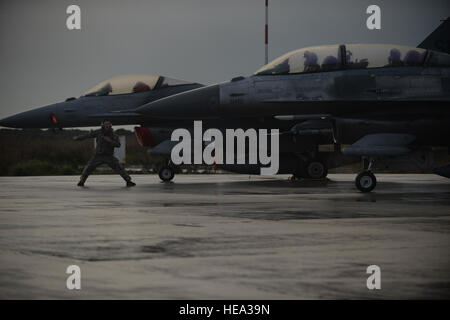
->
[265, 0, 269, 65]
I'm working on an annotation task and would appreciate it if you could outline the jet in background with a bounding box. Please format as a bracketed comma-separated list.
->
[0, 74, 205, 181]
[0, 74, 203, 128]
[135, 19, 450, 192]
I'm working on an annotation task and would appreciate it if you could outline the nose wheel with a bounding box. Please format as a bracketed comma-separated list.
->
[355, 171, 377, 192]
[159, 166, 175, 182]
[355, 158, 377, 192]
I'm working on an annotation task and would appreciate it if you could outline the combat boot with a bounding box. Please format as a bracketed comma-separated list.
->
[77, 176, 87, 187]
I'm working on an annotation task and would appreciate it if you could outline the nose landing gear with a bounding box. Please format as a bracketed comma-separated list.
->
[159, 160, 175, 182]
[355, 158, 377, 192]
[355, 171, 377, 192]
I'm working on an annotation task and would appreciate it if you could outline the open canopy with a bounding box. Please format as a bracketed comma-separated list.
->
[83, 74, 193, 97]
[254, 44, 450, 75]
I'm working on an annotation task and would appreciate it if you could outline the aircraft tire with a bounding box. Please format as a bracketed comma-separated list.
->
[306, 160, 328, 179]
[355, 171, 377, 193]
[159, 166, 175, 182]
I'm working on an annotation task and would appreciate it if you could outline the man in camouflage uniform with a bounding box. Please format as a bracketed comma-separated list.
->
[73, 120, 136, 187]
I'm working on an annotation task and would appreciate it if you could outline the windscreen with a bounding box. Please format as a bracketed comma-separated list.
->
[84, 74, 160, 96]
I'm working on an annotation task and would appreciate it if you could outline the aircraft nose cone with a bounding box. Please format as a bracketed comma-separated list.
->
[0, 105, 58, 128]
[0, 117, 8, 127]
[0, 114, 28, 128]
[136, 84, 220, 119]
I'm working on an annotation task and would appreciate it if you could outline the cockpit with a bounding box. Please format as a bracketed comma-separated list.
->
[83, 74, 193, 97]
[254, 44, 450, 76]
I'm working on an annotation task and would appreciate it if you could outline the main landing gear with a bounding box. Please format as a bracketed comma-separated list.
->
[355, 158, 377, 193]
[293, 158, 328, 180]
[306, 160, 328, 179]
[159, 160, 175, 182]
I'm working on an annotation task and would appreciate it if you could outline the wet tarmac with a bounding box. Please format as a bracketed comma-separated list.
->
[0, 174, 449, 299]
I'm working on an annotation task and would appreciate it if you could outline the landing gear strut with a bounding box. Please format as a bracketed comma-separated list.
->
[159, 160, 175, 182]
[355, 158, 377, 192]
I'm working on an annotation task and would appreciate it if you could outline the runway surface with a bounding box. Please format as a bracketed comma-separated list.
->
[0, 174, 449, 299]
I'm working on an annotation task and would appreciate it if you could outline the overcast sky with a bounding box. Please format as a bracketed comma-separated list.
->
[0, 0, 449, 121]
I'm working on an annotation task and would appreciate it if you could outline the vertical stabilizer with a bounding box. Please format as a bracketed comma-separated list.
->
[418, 18, 450, 54]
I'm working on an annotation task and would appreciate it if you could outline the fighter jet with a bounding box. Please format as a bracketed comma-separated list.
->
[0, 74, 205, 181]
[0, 74, 203, 128]
[135, 20, 450, 192]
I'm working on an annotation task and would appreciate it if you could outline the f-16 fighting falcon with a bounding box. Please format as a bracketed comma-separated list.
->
[0, 74, 205, 181]
[73, 120, 136, 187]
[135, 19, 450, 192]
[0, 74, 203, 128]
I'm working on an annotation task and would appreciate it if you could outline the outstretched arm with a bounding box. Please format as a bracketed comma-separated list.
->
[73, 130, 96, 141]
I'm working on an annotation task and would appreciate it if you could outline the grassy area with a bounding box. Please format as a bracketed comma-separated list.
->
[0, 128, 214, 176]
[0, 128, 447, 176]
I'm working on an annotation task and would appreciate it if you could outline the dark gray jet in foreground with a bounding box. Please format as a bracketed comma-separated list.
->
[135, 20, 450, 192]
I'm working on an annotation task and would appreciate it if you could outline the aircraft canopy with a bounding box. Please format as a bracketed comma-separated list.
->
[254, 44, 449, 75]
[83, 74, 192, 97]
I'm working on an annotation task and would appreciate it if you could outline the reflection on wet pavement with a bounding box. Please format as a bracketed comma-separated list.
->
[0, 174, 449, 299]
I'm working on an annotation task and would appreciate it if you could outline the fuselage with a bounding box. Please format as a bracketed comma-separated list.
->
[136, 44, 450, 147]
